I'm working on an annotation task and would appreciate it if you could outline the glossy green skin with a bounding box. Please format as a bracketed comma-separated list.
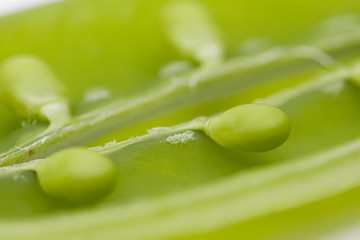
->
[161, 0, 223, 65]
[0, 55, 68, 119]
[206, 104, 290, 151]
[37, 148, 117, 203]
[1, 0, 360, 239]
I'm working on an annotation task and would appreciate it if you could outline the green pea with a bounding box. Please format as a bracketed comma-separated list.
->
[205, 103, 291, 152]
[0, 55, 70, 129]
[37, 148, 117, 203]
[161, 0, 223, 66]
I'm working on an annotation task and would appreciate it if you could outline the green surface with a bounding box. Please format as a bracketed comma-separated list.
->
[205, 103, 290, 151]
[1, 0, 360, 239]
[37, 147, 117, 203]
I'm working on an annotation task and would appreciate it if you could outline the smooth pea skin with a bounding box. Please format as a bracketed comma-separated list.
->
[37, 148, 117, 203]
[0, 55, 68, 119]
[205, 103, 291, 152]
[161, 0, 223, 66]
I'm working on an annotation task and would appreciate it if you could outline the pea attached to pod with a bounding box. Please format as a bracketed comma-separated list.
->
[161, 0, 223, 66]
[37, 147, 118, 203]
[204, 103, 291, 152]
[0, 55, 71, 131]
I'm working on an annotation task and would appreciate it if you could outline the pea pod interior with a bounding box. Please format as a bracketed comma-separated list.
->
[1, 78, 360, 239]
[2, 0, 360, 239]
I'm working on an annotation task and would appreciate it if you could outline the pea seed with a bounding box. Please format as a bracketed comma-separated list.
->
[37, 148, 117, 203]
[205, 103, 291, 152]
[161, 0, 223, 66]
[0, 55, 70, 129]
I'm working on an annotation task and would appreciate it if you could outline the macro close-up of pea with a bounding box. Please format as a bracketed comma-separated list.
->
[2, 0, 360, 239]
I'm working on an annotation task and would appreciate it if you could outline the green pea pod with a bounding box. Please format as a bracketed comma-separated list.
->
[1, 73, 360, 239]
[0, 38, 357, 166]
[1, 0, 360, 240]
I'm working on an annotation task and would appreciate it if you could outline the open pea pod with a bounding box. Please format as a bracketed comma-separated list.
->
[2, 0, 360, 165]
[2, 0, 360, 239]
[1, 65, 360, 239]
[1, 30, 360, 165]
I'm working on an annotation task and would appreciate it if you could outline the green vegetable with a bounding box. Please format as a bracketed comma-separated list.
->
[1, 0, 360, 239]
[0, 33, 358, 166]
[0, 55, 71, 131]
[161, 0, 223, 66]
[37, 147, 117, 203]
[205, 103, 290, 151]
[81, 103, 290, 154]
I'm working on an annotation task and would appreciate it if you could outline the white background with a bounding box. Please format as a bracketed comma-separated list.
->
[0, 0, 57, 16]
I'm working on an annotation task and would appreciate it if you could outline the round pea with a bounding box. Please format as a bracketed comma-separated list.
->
[161, 0, 223, 65]
[0, 55, 68, 119]
[37, 148, 117, 203]
[205, 103, 291, 152]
